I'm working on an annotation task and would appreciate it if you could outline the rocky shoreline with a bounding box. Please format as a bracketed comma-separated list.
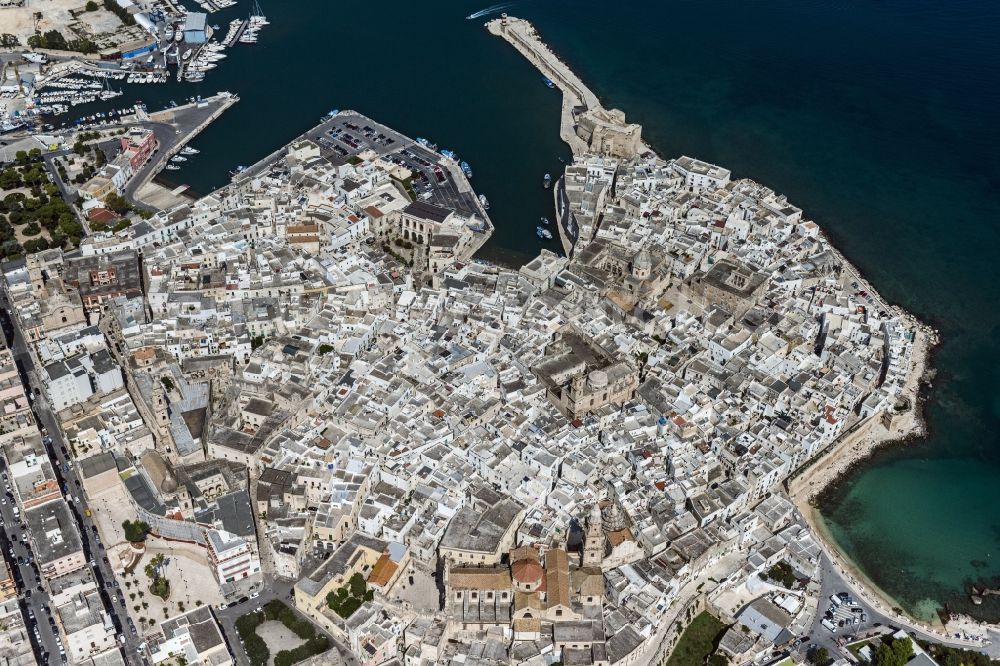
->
[790, 318, 938, 505]
[812, 324, 939, 508]
[784, 323, 1000, 645]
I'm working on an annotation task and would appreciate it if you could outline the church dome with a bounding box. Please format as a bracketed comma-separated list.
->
[512, 560, 545, 586]
[601, 501, 627, 532]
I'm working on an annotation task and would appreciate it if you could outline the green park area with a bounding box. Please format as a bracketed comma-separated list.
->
[666, 611, 728, 666]
[235, 600, 330, 666]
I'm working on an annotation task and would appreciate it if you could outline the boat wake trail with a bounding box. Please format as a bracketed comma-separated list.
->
[466, 3, 514, 20]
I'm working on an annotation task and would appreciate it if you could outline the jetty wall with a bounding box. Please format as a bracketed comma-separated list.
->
[487, 16, 592, 156]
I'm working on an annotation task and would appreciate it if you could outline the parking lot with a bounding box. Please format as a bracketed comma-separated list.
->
[821, 592, 869, 634]
[306, 113, 484, 219]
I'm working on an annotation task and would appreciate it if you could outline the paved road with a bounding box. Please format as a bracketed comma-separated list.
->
[0, 297, 146, 665]
[120, 120, 179, 208]
[12, 97, 232, 215]
[0, 464, 63, 663]
[125, 99, 235, 207]
[803, 554, 1000, 661]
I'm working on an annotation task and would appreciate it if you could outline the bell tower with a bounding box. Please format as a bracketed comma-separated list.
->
[582, 504, 604, 568]
[152, 380, 170, 428]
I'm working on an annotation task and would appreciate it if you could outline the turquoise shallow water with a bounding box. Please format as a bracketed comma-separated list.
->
[69, 0, 1000, 620]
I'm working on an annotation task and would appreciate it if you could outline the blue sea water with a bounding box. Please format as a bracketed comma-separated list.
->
[68, 0, 1000, 620]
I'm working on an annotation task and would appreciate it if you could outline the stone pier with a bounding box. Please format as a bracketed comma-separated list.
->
[487, 15, 643, 161]
[487, 16, 593, 156]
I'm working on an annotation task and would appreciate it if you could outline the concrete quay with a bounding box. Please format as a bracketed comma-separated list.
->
[126, 91, 239, 208]
[487, 16, 593, 156]
[224, 109, 494, 263]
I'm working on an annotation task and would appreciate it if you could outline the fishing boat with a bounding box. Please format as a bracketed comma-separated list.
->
[543, 77, 555, 88]
[440, 148, 458, 161]
[536, 226, 552, 240]
[170, 155, 187, 162]
[415, 137, 438, 151]
[540, 217, 550, 225]
[478, 194, 489, 210]
[181, 146, 199, 155]
[460, 160, 473, 178]
[165, 164, 181, 170]
[543, 173, 552, 188]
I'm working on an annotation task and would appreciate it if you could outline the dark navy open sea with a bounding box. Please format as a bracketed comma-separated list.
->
[73, 0, 1000, 621]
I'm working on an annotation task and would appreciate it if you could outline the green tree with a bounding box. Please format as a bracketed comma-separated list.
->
[104, 192, 132, 214]
[1, 239, 21, 259]
[762, 561, 797, 588]
[875, 637, 913, 666]
[0, 169, 22, 190]
[49, 229, 66, 249]
[22, 222, 41, 236]
[122, 520, 150, 542]
[85, 0, 99, 9]
[22, 238, 48, 254]
[45, 30, 68, 49]
[922, 641, 995, 666]
[349, 572, 367, 598]
[235, 611, 269, 666]
[102, 0, 136, 25]
[807, 646, 831, 666]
